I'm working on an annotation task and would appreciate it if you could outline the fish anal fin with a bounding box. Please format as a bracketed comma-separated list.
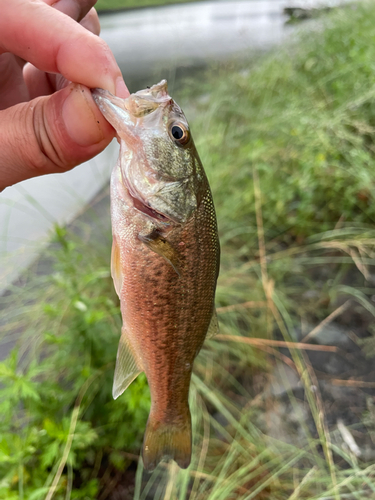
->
[113, 328, 142, 400]
[139, 229, 181, 277]
[142, 410, 192, 472]
[111, 236, 123, 297]
[206, 309, 219, 339]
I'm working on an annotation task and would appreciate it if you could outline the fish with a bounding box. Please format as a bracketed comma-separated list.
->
[91, 80, 220, 472]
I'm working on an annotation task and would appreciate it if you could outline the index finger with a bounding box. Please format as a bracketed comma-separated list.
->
[0, 0, 124, 94]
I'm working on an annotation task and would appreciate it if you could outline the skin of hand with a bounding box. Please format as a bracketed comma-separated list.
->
[0, 0, 130, 192]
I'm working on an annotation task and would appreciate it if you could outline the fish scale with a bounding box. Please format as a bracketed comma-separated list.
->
[91, 80, 220, 471]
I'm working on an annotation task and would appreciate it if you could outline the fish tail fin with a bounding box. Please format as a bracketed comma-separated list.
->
[142, 410, 192, 472]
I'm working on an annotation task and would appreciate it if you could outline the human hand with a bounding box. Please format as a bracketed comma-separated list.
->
[0, 0, 129, 191]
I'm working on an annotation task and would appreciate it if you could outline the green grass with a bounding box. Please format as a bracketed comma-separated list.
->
[3, 2, 375, 499]
[95, 0, 196, 12]
[183, 5, 375, 244]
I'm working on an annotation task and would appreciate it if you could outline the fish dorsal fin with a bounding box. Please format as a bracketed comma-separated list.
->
[111, 236, 123, 297]
[206, 309, 219, 339]
[139, 229, 181, 276]
[113, 328, 142, 399]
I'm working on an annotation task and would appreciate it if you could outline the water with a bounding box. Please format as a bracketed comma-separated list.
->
[99, 0, 293, 90]
[0, 0, 344, 291]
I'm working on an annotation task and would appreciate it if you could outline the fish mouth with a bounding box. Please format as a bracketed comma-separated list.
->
[91, 88, 132, 132]
[91, 84, 170, 127]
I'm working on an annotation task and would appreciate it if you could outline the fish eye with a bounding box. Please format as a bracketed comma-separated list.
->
[171, 125, 184, 140]
[169, 123, 190, 146]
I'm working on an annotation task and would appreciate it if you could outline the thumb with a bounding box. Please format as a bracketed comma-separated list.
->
[0, 83, 115, 191]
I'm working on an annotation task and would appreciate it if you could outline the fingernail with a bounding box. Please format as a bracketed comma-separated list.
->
[116, 77, 130, 98]
[62, 84, 105, 147]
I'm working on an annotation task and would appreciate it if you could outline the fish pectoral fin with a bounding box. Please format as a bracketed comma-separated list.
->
[111, 235, 123, 297]
[139, 229, 181, 277]
[206, 309, 219, 339]
[113, 328, 142, 400]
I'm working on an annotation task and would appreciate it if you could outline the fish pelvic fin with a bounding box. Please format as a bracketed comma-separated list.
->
[142, 411, 192, 472]
[113, 328, 142, 400]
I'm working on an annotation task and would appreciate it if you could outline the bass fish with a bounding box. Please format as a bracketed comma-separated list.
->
[91, 81, 220, 471]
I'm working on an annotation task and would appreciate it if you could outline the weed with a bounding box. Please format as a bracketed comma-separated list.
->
[95, 0, 197, 12]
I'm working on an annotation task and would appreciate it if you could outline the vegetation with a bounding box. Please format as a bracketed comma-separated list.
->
[3, 2, 375, 499]
[0, 226, 150, 499]
[95, 0, 195, 13]
[186, 5, 375, 242]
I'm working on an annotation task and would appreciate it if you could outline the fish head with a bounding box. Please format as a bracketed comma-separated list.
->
[92, 81, 205, 225]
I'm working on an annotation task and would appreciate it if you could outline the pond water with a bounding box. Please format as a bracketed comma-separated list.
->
[100, 0, 293, 90]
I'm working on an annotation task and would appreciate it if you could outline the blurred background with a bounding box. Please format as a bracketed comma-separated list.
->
[3, 0, 375, 499]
